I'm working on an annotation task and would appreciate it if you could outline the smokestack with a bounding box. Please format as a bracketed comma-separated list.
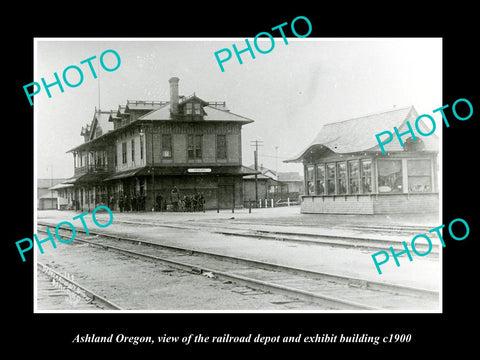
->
[169, 77, 179, 114]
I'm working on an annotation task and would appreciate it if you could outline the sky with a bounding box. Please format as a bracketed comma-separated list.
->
[34, 38, 442, 180]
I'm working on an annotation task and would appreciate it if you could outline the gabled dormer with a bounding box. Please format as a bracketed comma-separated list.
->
[178, 94, 209, 120]
[86, 110, 115, 142]
[108, 105, 126, 130]
[80, 124, 91, 142]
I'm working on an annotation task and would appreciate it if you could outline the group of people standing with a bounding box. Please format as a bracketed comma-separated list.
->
[169, 186, 205, 212]
[107, 187, 206, 212]
[115, 194, 146, 212]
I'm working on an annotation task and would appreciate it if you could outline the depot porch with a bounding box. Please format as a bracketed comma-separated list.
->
[65, 165, 254, 212]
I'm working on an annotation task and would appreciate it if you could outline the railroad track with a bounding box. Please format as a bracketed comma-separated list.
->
[37, 223, 439, 311]
[37, 261, 123, 310]
[228, 220, 435, 234]
[108, 219, 439, 256]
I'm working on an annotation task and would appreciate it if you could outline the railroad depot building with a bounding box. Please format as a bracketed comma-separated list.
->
[64, 77, 258, 211]
[285, 106, 439, 214]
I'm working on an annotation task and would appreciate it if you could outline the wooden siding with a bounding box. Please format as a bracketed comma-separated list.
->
[144, 122, 241, 166]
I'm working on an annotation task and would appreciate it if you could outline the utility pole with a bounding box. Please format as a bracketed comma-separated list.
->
[250, 140, 263, 204]
[275, 146, 279, 203]
[49, 164, 53, 209]
[275, 146, 279, 178]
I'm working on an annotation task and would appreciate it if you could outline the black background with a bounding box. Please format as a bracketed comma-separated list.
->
[6, 5, 477, 356]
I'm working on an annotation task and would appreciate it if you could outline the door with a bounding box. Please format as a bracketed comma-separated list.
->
[217, 185, 234, 209]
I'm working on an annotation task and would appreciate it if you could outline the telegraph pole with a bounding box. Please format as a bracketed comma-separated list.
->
[275, 146, 279, 178]
[49, 164, 54, 209]
[250, 140, 263, 204]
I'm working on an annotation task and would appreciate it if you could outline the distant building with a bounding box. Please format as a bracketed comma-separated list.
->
[242, 165, 303, 205]
[61, 77, 258, 211]
[37, 178, 67, 210]
[277, 172, 304, 196]
[49, 182, 74, 210]
[285, 106, 439, 214]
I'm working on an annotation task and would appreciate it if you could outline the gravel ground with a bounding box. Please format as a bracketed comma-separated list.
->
[36, 238, 333, 311]
[36, 209, 442, 299]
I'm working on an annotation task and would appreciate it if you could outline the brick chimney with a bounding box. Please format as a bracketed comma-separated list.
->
[169, 77, 180, 114]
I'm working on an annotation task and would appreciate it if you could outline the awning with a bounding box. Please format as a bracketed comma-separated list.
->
[63, 174, 84, 184]
[104, 168, 144, 181]
[135, 165, 259, 177]
[67, 165, 260, 184]
[63, 172, 111, 184]
[48, 183, 74, 190]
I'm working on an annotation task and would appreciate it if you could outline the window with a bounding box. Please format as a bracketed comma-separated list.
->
[361, 159, 372, 193]
[140, 135, 144, 160]
[326, 163, 336, 195]
[195, 135, 202, 158]
[407, 159, 432, 192]
[185, 102, 202, 115]
[348, 160, 360, 194]
[306, 165, 315, 195]
[187, 135, 194, 159]
[216, 134, 227, 159]
[337, 162, 347, 195]
[315, 164, 325, 195]
[162, 134, 172, 158]
[121, 142, 127, 164]
[187, 134, 202, 159]
[378, 160, 403, 193]
[131, 139, 135, 161]
[194, 103, 202, 115]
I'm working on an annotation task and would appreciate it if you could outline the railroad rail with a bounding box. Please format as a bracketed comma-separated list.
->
[102, 218, 439, 255]
[37, 223, 439, 311]
[228, 219, 436, 234]
[37, 261, 123, 310]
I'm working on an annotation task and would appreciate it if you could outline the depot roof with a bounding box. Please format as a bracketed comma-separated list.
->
[138, 103, 253, 124]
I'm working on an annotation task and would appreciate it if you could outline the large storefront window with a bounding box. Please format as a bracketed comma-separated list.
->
[316, 164, 325, 195]
[407, 159, 432, 192]
[348, 160, 360, 194]
[306, 165, 315, 195]
[313, 159, 372, 195]
[378, 160, 403, 193]
[326, 163, 335, 195]
[361, 159, 372, 193]
[337, 162, 347, 194]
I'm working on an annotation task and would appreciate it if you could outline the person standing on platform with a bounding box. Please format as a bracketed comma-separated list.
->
[124, 194, 130, 212]
[131, 194, 137, 212]
[156, 194, 163, 212]
[199, 192, 205, 213]
[184, 195, 191, 212]
[171, 186, 179, 212]
[192, 192, 199, 212]
[119, 193, 124, 213]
